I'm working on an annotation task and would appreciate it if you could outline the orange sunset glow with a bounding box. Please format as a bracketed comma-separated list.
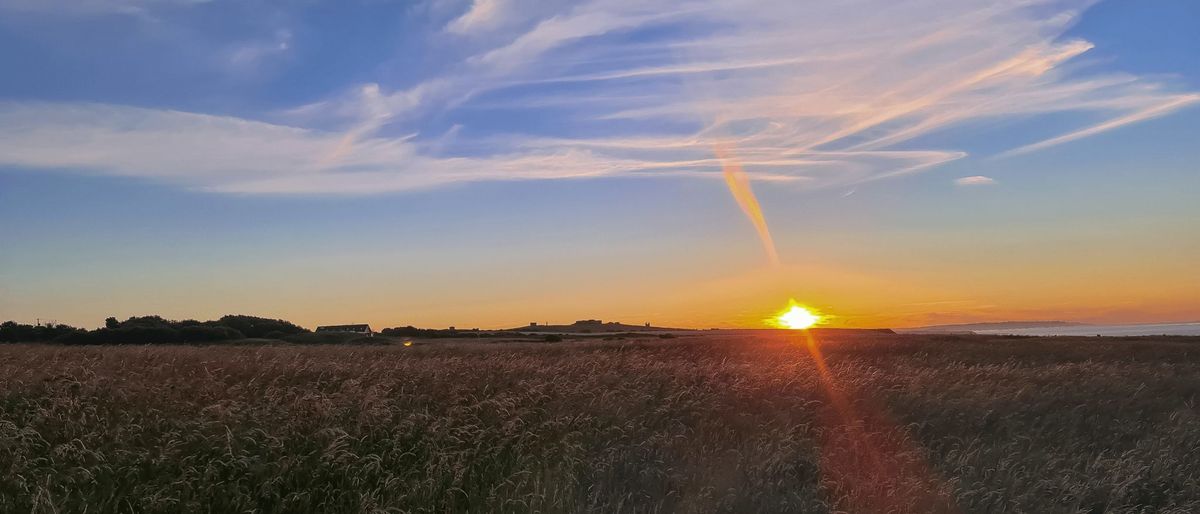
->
[3, 2, 1200, 512]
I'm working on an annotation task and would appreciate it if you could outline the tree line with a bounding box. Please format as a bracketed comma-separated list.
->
[0, 315, 309, 344]
[1, 317, 546, 344]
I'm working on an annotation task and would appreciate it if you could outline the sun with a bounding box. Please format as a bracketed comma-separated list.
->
[771, 300, 822, 330]
[778, 306, 819, 329]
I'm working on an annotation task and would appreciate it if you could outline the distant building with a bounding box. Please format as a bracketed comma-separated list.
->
[315, 324, 373, 336]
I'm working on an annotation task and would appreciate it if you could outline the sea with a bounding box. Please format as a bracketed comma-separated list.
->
[975, 322, 1200, 337]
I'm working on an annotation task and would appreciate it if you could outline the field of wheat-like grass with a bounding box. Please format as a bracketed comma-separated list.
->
[3, 333, 1200, 513]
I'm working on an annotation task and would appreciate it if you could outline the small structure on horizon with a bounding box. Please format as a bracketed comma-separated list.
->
[315, 324, 373, 336]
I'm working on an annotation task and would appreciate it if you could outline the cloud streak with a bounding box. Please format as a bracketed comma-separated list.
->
[1000, 94, 1200, 157]
[0, 0, 1195, 194]
[0, 102, 636, 194]
[955, 176, 997, 186]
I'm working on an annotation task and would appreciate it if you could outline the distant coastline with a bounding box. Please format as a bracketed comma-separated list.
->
[901, 321, 1200, 337]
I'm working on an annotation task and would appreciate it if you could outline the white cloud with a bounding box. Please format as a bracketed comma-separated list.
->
[0, 101, 682, 194]
[445, 0, 508, 35]
[1000, 94, 1200, 156]
[2, 0, 1196, 194]
[955, 176, 997, 186]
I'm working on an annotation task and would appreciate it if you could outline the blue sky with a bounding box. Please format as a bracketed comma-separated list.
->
[1, 0, 1197, 329]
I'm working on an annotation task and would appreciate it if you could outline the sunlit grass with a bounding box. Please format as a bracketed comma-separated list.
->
[2, 334, 1199, 513]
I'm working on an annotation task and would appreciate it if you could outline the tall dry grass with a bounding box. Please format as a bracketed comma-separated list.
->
[2, 333, 1199, 513]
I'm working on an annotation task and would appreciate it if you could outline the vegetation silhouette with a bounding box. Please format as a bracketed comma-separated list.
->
[1, 315, 307, 345]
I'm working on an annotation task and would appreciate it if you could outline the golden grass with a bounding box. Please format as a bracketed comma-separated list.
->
[2, 333, 1199, 513]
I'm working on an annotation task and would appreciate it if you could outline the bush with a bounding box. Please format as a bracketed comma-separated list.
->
[54, 331, 95, 345]
[56, 324, 244, 345]
[0, 315, 309, 345]
[115, 315, 175, 329]
[346, 336, 387, 345]
[381, 326, 480, 339]
[544, 334, 563, 342]
[59, 314, 310, 345]
[1, 321, 82, 342]
[8, 314, 306, 345]
[215, 315, 308, 338]
[283, 332, 360, 345]
[178, 325, 245, 343]
[56, 326, 181, 345]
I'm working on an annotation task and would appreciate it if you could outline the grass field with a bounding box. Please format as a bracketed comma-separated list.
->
[3, 332, 1200, 513]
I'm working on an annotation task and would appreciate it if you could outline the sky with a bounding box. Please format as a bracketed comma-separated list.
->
[1, 0, 1198, 330]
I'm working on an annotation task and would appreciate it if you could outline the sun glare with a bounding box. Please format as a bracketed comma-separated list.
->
[773, 301, 822, 330]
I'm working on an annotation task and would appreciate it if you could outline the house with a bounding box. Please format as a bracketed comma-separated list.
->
[315, 324, 373, 336]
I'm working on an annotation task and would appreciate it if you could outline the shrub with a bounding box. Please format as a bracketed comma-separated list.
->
[56, 326, 181, 345]
[346, 336, 386, 345]
[544, 334, 563, 342]
[115, 315, 175, 329]
[283, 332, 359, 345]
[1, 321, 82, 342]
[178, 325, 245, 343]
[215, 315, 308, 338]
[13, 315, 306, 345]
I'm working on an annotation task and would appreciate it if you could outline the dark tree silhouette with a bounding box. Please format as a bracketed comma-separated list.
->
[4, 314, 307, 344]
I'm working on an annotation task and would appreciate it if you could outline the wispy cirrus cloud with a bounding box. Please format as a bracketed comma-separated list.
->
[445, 0, 510, 35]
[0, 102, 632, 194]
[955, 176, 997, 186]
[0, 0, 1195, 194]
[1000, 93, 1200, 156]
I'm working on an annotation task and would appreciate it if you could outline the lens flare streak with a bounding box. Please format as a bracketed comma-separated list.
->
[792, 330, 959, 513]
[714, 143, 781, 267]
